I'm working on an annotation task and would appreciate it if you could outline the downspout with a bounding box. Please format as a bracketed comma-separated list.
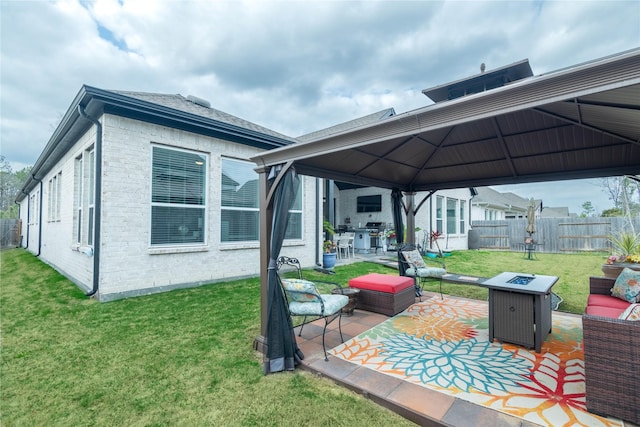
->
[14, 201, 21, 247]
[37, 177, 43, 256]
[78, 105, 102, 297]
[22, 190, 30, 249]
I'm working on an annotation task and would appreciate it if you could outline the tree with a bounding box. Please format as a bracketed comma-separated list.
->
[0, 156, 32, 219]
[581, 201, 595, 218]
[600, 176, 640, 216]
[601, 207, 624, 217]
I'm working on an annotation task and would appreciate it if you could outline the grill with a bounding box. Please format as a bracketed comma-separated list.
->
[365, 222, 384, 252]
[365, 222, 384, 233]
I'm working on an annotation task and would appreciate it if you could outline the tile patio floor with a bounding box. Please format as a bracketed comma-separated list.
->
[294, 291, 539, 427]
[297, 252, 636, 427]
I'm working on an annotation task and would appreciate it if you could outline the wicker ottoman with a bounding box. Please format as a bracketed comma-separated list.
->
[349, 273, 415, 316]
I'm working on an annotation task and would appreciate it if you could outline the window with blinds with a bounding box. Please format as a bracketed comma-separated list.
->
[221, 158, 302, 242]
[446, 198, 457, 234]
[151, 146, 207, 245]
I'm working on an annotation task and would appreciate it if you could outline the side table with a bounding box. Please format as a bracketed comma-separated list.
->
[331, 287, 360, 316]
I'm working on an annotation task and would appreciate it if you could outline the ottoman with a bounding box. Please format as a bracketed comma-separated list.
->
[349, 273, 415, 316]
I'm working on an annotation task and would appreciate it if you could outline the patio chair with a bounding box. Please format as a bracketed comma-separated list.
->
[277, 256, 349, 361]
[336, 235, 353, 259]
[398, 244, 446, 299]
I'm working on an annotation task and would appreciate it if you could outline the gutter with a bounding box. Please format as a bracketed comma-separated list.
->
[77, 105, 102, 298]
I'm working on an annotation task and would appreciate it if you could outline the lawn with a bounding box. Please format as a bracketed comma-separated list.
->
[1, 248, 605, 425]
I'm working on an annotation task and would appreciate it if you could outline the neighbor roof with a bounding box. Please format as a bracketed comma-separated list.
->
[251, 48, 640, 192]
[472, 187, 534, 212]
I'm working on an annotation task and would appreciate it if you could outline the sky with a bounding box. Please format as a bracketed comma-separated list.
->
[1, 0, 639, 214]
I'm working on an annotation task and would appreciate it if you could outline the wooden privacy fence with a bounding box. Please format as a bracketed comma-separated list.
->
[0, 219, 21, 249]
[470, 217, 640, 254]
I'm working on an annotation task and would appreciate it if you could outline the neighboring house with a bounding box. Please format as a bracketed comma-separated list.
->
[471, 187, 542, 221]
[539, 207, 574, 218]
[16, 86, 320, 301]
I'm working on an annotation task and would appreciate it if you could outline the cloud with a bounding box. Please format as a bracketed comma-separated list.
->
[1, 0, 639, 209]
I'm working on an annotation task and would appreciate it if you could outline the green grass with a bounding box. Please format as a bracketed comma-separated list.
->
[293, 249, 605, 315]
[1, 249, 414, 427]
[1, 248, 606, 425]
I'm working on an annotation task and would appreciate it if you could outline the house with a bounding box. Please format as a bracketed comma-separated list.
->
[16, 86, 322, 302]
[471, 187, 542, 221]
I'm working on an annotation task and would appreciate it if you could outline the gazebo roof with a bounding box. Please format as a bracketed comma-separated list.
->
[252, 48, 640, 191]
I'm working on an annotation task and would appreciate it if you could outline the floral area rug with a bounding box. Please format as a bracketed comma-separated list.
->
[331, 297, 622, 427]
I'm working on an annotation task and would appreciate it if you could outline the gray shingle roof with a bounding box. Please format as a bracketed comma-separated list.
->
[112, 90, 298, 143]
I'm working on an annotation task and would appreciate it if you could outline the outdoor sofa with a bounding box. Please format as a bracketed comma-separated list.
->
[582, 275, 640, 424]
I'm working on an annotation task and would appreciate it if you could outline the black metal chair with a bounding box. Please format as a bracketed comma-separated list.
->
[397, 244, 447, 299]
[276, 256, 349, 361]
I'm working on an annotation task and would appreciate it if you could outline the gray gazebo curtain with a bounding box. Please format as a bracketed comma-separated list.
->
[391, 188, 407, 275]
[264, 166, 303, 374]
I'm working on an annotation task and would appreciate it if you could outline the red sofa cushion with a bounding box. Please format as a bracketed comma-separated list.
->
[585, 305, 626, 318]
[587, 294, 631, 309]
[349, 273, 414, 294]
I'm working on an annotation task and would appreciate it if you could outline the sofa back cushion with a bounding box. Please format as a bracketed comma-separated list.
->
[611, 267, 640, 303]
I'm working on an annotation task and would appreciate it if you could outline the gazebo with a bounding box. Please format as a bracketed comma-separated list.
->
[250, 48, 640, 373]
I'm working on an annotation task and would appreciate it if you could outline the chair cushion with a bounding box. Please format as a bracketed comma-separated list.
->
[289, 294, 348, 316]
[619, 303, 640, 321]
[587, 293, 632, 309]
[401, 249, 426, 269]
[585, 305, 626, 318]
[349, 273, 414, 293]
[406, 266, 447, 278]
[610, 267, 640, 303]
[281, 278, 319, 302]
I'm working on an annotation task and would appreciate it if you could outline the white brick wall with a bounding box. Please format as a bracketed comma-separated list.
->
[97, 115, 317, 300]
[22, 113, 318, 301]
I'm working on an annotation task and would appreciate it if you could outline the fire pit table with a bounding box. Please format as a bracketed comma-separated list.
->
[480, 272, 559, 353]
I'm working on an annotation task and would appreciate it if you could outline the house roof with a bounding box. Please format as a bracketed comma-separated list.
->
[251, 48, 640, 192]
[17, 86, 296, 200]
[472, 187, 534, 212]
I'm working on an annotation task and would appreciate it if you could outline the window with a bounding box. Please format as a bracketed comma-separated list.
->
[221, 158, 302, 242]
[459, 200, 466, 234]
[48, 172, 62, 222]
[74, 149, 97, 245]
[151, 146, 207, 246]
[446, 198, 457, 234]
[357, 195, 381, 213]
[87, 150, 95, 246]
[435, 196, 444, 233]
[75, 155, 83, 243]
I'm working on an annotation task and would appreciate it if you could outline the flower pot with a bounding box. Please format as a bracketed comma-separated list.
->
[602, 263, 640, 279]
[323, 252, 336, 269]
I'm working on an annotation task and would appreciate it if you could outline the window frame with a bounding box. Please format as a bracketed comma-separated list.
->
[150, 145, 208, 247]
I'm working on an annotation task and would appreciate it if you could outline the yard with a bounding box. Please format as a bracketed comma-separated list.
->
[1, 248, 605, 425]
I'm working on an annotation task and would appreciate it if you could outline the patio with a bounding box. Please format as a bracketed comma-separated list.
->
[293, 255, 632, 426]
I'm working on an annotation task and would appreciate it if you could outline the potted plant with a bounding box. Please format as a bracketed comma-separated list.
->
[322, 220, 337, 269]
[602, 229, 640, 278]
